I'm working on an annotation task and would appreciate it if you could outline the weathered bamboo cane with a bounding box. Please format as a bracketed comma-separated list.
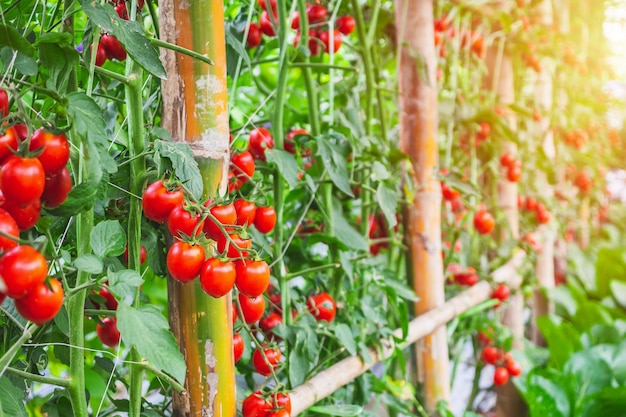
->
[160, 1, 236, 416]
[396, 0, 450, 411]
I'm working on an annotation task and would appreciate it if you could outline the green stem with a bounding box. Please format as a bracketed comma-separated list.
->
[284, 263, 341, 280]
[4, 366, 71, 388]
[296, 0, 321, 136]
[135, 361, 184, 392]
[125, 20, 147, 416]
[0, 324, 38, 377]
[150, 38, 213, 65]
[92, 66, 132, 84]
[466, 338, 484, 412]
[292, 62, 358, 71]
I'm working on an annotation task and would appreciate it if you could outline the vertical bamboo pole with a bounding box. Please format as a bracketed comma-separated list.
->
[396, 0, 451, 411]
[531, 0, 555, 347]
[159, 1, 236, 416]
[483, 4, 526, 416]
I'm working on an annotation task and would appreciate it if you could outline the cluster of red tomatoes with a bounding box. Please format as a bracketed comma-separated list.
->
[0, 89, 72, 325]
[434, 15, 486, 60]
[91, 0, 141, 66]
[499, 152, 522, 183]
[447, 264, 479, 287]
[479, 329, 522, 386]
[518, 195, 551, 225]
[246, 0, 356, 56]
[242, 390, 291, 417]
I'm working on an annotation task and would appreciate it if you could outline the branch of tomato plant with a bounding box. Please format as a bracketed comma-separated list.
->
[124, 2, 148, 413]
[134, 361, 185, 392]
[145, 0, 160, 38]
[91, 65, 132, 85]
[0, 323, 38, 378]
[83, 309, 116, 317]
[465, 336, 485, 413]
[149, 38, 213, 65]
[4, 366, 71, 388]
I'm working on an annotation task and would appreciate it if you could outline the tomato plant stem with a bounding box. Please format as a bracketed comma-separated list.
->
[0, 323, 38, 378]
[150, 38, 213, 66]
[4, 366, 71, 388]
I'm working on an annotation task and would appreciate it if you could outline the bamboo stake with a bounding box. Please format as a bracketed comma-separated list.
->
[160, 1, 236, 416]
[290, 250, 525, 416]
[531, 0, 555, 347]
[395, 0, 450, 410]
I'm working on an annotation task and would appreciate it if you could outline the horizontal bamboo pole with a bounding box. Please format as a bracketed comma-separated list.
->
[290, 252, 525, 414]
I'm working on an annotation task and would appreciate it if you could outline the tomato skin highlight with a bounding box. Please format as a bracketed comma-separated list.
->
[166, 241, 205, 283]
[248, 127, 274, 161]
[238, 293, 265, 324]
[29, 129, 70, 175]
[235, 259, 271, 298]
[0, 156, 46, 206]
[97, 317, 121, 347]
[15, 278, 64, 325]
[254, 206, 276, 234]
[307, 292, 337, 322]
[199, 258, 236, 298]
[142, 180, 184, 224]
[336, 15, 356, 35]
[0, 245, 48, 299]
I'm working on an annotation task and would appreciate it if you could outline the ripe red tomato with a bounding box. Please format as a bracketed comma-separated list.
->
[336, 15, 356, 35]
[481, 346, 500, 364]
[97, 317, 121, 347]
[142, 180, 184, 224]
[242, 391, 272, 417]
[307, 30, 322, 55]
[477, 122, 491, 140]
[254, 206, 276, 234]
[100, 34, 127, 61]
[285, 128, 308, 154]
[252, 345, 281, 376]
[93, 42, 108, 66]
[260, 10, 277, 37]
[234, 199, 257, 227]
[166, 241, 205, 283]
[257, 0, 277, 11]
[0, 156, 45, 206]
[270, 392, 291, 414]
[217, 233, 251, 258]
[233, 332, 244, 363]
[318, 30, 342, 53]
[167, 204, 204, 239]
[441, 182, 460, 201]
[291, 12, 300, 30]
[0, 208, 19, 252]
[535, 204, 551, 224]
[14, 124, 28, 140]
[477, 329, 494, 345]
[123, 244, 147, 265]
[307, 4, 327, 22]
[492, 284, 510, 303]
[453, 266, 479, 286]
[0, 245, 48, 299]
[506, 358, 522, 376]
[231, 151, 255, 182]
[499, 153, 515, 168]
[115, 3, 128, 19]
[2, 198, 41, 231]
[259, 312, 282, 337]
[235, 259, 271, 298]
[0, 127, 18, 163]
[246, 23, 262, 49]
[238, 293, 265, 324]
[248, 127, 274, 161]
[199, 258, 236, 298]
[204, 202, 237, 240]
[473, 209, 495, 235]
[98, 286, 118, 310]
[15, 278, 64, 325]
[524, 197, 537, 211]
[506, 163, 522, 182]
[307, 292, 336, 322]
[29, 129, 70, 175]
[0, 88, 8, 117]
[41, 167, 72, 208]
[493, 367, 510, 386]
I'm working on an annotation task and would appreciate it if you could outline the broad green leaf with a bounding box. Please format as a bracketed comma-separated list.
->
[445, 172, 480, 197]
[316, 137, 353, 196]
[107, 269, 143, 305]
[288, 340, 310, 387]
[610, 280, 626, 309]
[564, 349, 613, 398]
[384, 279, 419, 302]
[595, 247, 626, 298]
[0, 377, 27, 417]
[571, 300, 613, 333]
[90, 220, 126, 258]
[339, 250, 354, 278]
[117, 303, 186, 384]
[224, 28, 251, 70]
[39, 41, 79, 92]
[0, 24, 34, 56]
[153, 140, 203, 201]
[3, 49, 37, 75]
[579, 386, 626, 417]
[537, 315, 582, 370]
[376, 183, 399, 228]
[308, 405, 363, 416]
[334, 323, 357, 356]
[524, 368, 571, 417]
[74, 254, 104, 274]
[84, 367, 108, 415]
[331, 206, 369, 252]
[371, 161, 391, 181]
[266, 149, 300, 188]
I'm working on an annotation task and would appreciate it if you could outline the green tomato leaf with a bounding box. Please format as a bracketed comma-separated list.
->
[376, 182, 399, 228]
[307, 405, 363, 416]
[107, 269, 143, 305]
[332, 205, 369, 252]
[39, 41, 79, 93]
[288, 344, 310, 387]
[316, 137, 353, 196]
[154, 140, 203, 201]
[74, 254, 104, 274]
[117, 303, 186, 384]
[224, 27, 251, 70]
[611, 280, 626, 309]
[0, 377, 27, 417]
[266, 148, 300, 188]
[46, 177, 101, 217]
[0, 24, 34, 56]
[90, 220, 127, 258]
[385, 279, 419, 302]
[333, 323, 357, 356]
